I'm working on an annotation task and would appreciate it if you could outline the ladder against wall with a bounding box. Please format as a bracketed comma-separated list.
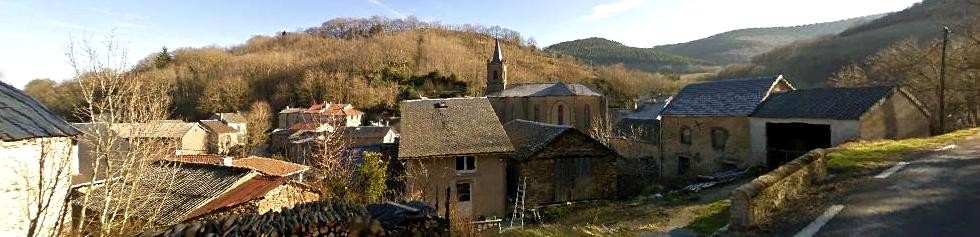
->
[510, 176, 527, 228]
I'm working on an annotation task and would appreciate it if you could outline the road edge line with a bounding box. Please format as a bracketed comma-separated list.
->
[793, 204, 845, 237]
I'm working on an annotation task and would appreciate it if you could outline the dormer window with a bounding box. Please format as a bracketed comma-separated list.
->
[455, 156, 476, 173]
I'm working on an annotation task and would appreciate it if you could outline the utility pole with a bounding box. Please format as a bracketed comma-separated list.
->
[939, 26, 951, 134]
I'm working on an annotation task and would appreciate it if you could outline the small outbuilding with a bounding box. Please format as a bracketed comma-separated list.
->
[750, 86, 931, 168]
[503, 119, 618, 206]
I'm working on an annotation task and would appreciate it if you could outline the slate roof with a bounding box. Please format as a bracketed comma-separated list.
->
[661, 76, 789, 116]
[398, 97, 515, 158]
[199, 120, 238, 134]
[0, 80, 79, 141]
[503, 120, 574, 160]
[488, 82, 603, 97]
[336, 126, 393, 141]
[752, 86, 896, 120]
[78, 163, 256, 226]
[622, 102, 667, 120]
[210, 113, 247, 124]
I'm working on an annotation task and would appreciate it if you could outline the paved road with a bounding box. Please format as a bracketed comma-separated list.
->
[808, 136, 980, 236]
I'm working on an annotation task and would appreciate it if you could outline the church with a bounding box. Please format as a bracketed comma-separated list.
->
[483, 39, 609, 136]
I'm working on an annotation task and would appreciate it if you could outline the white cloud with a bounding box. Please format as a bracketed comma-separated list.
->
[366, 0, 404, 18]
[583, 0, 645, 22]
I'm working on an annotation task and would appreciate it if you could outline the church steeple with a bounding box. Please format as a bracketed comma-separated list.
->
[491, 38, 504, 63]
[486, 38, 508, 95]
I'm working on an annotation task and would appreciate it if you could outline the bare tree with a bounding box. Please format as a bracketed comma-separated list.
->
[67, 33, 183, 235]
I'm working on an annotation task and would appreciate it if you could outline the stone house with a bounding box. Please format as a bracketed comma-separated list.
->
[659, 76, 794, 179]
[749, 86, 931, 168]
[335, 126, 397, 147]
[72, 122, 209, 184]
[0, 81, 81, 236]
[199, 120, 242, 155]
[105, 122, 209, 155]
[74, 159, 317, 228]
[502, 120, 618, 206]
[483, 39, 609, 137]
[399, 97, 515, 219]
[277, 102, 364, 129]
[209, 112, 248, 144]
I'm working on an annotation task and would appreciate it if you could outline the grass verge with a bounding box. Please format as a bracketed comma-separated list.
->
[683, 199, 731, 235]
[827, 128, 979, 171]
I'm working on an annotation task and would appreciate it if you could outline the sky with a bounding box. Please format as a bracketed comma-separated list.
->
[0, 0, 922, 89]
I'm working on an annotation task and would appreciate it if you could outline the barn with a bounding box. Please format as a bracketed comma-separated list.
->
[749, 86, 932, 168]
[502, 119, 618, 206]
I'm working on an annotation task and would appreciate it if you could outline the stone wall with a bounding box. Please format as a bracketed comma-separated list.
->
[730, 149, 828, 229]
[0, 137, 76, 236]
[860, 89, 931, 140]
[489, 95, 608, 136]
[661, 116, 753, 179]
[516, 132, 618, 206]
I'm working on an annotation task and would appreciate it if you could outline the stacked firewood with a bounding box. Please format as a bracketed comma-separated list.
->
[139, 201, 448, 237]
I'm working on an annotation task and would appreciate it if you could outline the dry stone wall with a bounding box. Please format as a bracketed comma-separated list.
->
[730, 149, 829, 229]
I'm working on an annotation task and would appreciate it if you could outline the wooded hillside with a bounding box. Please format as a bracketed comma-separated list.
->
[724, 0, 980, 88]
[26, 17, 690, 122]
[544, 37, 714, 73]
[653, 15, 880, 64]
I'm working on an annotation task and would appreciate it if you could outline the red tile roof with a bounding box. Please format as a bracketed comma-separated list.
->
[162, 155, 308, 177]
[304, 103, 365, 116]
[161, 154, 224, 165]
[183, 175, 286, 220]
[232, 156, 310, 177]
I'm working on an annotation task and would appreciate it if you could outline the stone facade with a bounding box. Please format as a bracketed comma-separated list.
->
[404, 154, 508, 219]
[0, 137, 77, 236]
[859, 90, 931, 139]
[489, 96, 608, 136]
[510, 133, 617, 206]
[660, 116, 753, 179]
[179, 125, 209, 155]
[730, 149, 828, 229]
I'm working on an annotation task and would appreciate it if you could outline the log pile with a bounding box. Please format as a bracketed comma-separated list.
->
[139, 200, 448, 237]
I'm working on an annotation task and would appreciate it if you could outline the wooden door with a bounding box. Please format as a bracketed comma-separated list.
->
[554, 157, 593, 202]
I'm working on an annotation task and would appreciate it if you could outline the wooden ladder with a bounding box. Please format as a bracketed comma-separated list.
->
[510, 176, 527, 228]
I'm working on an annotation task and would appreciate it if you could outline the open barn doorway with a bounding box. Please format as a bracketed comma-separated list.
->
[766, 123, 831, 169]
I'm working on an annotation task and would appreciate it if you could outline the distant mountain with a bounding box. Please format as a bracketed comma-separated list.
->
[737, 0, 980, 88]
[653, 15, 881, 64]
[544, 37, 714, 74]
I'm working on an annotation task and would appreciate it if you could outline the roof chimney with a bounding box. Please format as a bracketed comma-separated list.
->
[222, 156, 234, 166]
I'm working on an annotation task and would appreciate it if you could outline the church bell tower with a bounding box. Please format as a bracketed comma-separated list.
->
[486, 38, 508, 95]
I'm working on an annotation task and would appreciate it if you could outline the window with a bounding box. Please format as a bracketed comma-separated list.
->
[533, 104, 541, 122]
[680, 126, 692, 145]
[678, 156, 691, 175]
[456, 182, 472, 202]
[493, 71, 499, 81]
[711, 127, 729, 150]
[557, 104, 565, 125]
[584, 105, 591, 127]
[455, 156, 476, 173]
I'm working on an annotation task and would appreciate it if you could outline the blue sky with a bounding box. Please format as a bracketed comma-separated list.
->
[0, 0, 921, 88]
